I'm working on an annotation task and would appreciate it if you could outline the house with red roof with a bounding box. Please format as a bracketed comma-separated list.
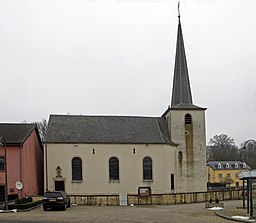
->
[0, 123, 43, 201]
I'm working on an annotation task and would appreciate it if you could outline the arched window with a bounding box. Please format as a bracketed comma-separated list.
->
[178, 151, 183, 162]
[109, 157, 119, 180]
[72, 157, 82, 181]
[143, 157, 152, 180]
[185, 114, 192, 124]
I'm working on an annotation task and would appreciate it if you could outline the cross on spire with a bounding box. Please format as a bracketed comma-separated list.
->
[178, 1, 180, 23]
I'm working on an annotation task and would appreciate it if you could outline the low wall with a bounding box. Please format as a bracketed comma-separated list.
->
[70, 188, 243, 206]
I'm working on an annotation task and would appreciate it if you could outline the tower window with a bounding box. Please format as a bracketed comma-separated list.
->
[178, 151, 183, 162]
[185, 114, 192, 124]
[171, 174, 175, 190]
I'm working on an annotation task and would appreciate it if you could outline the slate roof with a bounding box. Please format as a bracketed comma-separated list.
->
[207, 161, 251, 170]
[171, 17, 204, 110]
[46, 115, 174, 145]
[0, 123, 38, 145]
[162, 104, 206, 117]
[171, 103, 206, 110]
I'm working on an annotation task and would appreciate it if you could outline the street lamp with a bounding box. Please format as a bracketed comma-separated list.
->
[241, 139, 256, 217]
[0, 136, 8, 210]
[240, 139, 256, 164]
[242, 139, 256, 150]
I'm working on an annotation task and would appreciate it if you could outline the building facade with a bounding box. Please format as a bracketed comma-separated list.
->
[0, 124, 43, 201]
[207, 161, 251, 187]
[44, 16, 207, 195]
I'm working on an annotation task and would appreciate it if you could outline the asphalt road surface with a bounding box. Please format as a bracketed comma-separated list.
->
[0, 200, 242, 223]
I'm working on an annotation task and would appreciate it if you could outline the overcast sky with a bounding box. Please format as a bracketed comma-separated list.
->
[0, 0, 255, 146]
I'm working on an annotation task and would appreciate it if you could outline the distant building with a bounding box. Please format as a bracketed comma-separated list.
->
[207, 161, 251, 188]
[0, 124, 43, 200]
[44, 15, 207, 195]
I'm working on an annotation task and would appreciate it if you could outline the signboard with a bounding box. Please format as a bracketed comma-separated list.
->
[119, 193, 128, 206]
[138, 187, 151, 196]
[15, 181, 23, 190]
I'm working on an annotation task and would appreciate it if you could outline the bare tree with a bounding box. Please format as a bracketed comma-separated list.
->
[35, 119, 47, 142]
[207, 134, 238, 161]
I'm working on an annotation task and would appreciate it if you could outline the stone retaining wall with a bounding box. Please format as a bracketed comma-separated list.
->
[70, 188, 242, 206]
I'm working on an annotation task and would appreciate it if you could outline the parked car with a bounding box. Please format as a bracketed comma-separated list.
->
[43, 191, 70, 211]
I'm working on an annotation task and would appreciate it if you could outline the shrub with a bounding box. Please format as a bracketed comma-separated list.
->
[208, 182, 226, 188]
[215, 198, 219, 203]
[8, 194, 18, 201]
[8, 200, 42, 210]
[27, 196, 33, 202]
[15, 196, 33, 204]
[15, 199, 23, 204]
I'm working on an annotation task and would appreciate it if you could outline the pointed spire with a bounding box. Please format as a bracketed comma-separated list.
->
[171, 3, 193, 108]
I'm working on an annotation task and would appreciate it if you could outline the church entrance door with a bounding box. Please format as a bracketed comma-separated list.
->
[55, 181, 65, 191]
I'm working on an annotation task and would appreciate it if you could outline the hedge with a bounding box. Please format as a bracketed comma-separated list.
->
[207, 182, 226, 188]
[8, 200, 42, 210]
[15, 196, 33, 204]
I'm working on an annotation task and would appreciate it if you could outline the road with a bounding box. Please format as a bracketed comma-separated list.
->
[0, 200, 242, 223]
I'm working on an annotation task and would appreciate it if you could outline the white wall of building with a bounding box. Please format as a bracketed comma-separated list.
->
[44, 143, 177, 195]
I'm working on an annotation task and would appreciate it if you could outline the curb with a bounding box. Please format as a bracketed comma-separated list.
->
[17, 203, 42, 212]
[216, 210, 256, 223]
[0, 204, 42, 213]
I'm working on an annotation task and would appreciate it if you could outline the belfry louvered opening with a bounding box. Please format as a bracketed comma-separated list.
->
[185, 114, 192, 124]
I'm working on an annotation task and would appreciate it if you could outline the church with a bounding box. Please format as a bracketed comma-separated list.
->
[44, 14, 207, 195]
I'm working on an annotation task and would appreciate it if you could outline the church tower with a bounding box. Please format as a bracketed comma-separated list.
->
[163, 6, 207, 192]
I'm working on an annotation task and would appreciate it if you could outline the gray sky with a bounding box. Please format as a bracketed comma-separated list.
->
[0, 0, 255, 146]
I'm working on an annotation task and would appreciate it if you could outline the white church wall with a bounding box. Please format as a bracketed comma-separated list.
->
[44, 143, 177, 195]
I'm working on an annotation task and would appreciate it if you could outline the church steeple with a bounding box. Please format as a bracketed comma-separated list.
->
[162, 3, 207, 193]
[171, 4, 193, 108]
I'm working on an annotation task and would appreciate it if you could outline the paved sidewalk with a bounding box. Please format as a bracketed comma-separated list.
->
[216, 207, 256, 223]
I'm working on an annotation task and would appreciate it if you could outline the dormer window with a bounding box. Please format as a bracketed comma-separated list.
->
[235, 163, 238, 168]
[226, 163, 229, 168]
[218, 163, 221, 169]
[243, 163, 246, 168]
